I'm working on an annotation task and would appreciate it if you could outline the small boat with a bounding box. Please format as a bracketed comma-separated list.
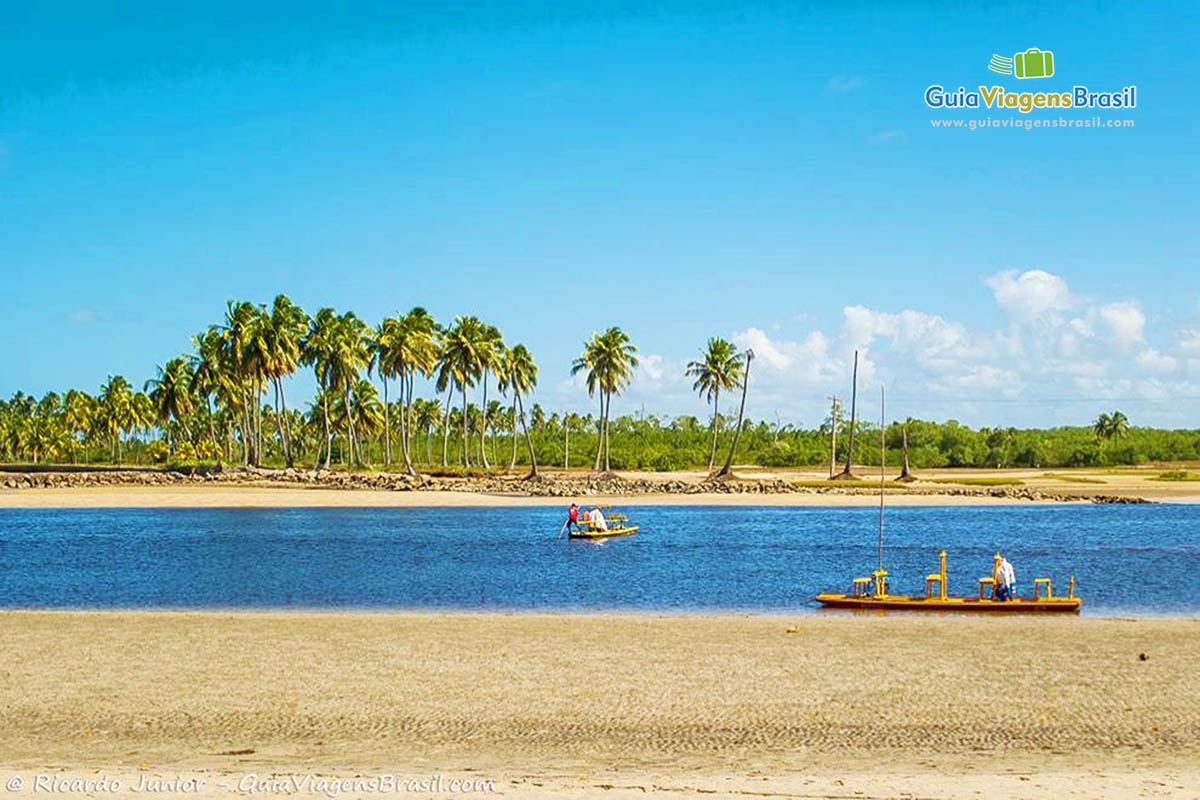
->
[813, 377, 1081, 614]
[814, 550, 1081, 613]
[568, 525, 640, 539]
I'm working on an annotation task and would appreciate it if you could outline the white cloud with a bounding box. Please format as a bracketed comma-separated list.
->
[731, 327, 792, 371]
[1136, 348, 1178, 373]
[1177, 328, 1200, 356]
[985, 269, 1074, 321]
[1095, 302, 1145, 349]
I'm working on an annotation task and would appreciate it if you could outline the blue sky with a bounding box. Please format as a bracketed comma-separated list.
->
[3, 2, 1198, 427]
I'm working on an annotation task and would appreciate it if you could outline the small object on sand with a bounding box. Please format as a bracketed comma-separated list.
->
[785, 626, 800, 634]
[1139, 652, 1149, 661]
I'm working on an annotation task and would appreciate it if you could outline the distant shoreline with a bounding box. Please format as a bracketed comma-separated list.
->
[2, 464, 1186, 508]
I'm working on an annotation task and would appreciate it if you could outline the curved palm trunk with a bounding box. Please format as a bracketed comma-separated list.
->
[479, 372, 491, 470]
[592, 393, 604, 472]
[460, 384, 470, 467]
[440, 384, 453, 467]
[603, 391, 612, 472]
[343, 385, 358, 468]
[205, 397, 219, 456]
[509, 398, 518, 470]
[707, 387, 721, 470]
[276, 378, 295, 468]
[321, 387, 332, 470]
[402, 373, 415, 475]
[715, 354, 752, 479]
[564, 424, 569, 470]
[382, 375, 391, 466]
[399, 372, 415, 475]
[516, 391, 538, 478]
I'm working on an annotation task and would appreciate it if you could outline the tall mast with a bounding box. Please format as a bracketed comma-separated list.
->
[878, 384, 885, 572]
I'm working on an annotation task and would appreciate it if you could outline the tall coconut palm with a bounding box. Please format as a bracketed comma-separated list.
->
[98, 375, 134, 462]
[436, 316, 485, 467]
[500, 344, 540, 477]
[302, 308, 343, 469]
[216, 301, 271, 466]
[412, 396, 442, 465]
[713, 349, 754, 479]
[326, 312, 372, 467]
[145, 357, 196, 453]
[374, 314, 402, 466]
[189, 329, 226, 457]
[62, 389, 94, 463]
[263, 294, 309, 467]
[571, 327, 638, 472]
[685, 337, 744, 470]
[375, 308, 439, 474]
[474, 324, 504, 469]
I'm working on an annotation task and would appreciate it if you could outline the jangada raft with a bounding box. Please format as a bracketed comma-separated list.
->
[814, 379, 1080, 614]
[814, 550, 1081, 613]
[568, 524, 639, 539]
[567, 507, 639, 539]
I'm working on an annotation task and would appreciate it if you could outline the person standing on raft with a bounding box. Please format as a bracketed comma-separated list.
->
[996, 554, 1017, 601]
[565, 503, 581, 534]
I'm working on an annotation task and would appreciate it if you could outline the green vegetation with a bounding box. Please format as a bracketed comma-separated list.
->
[1152, 470, 1200, 482]
[1040, 473, 1107, 484]
[926, 477, 1025, 487]
[3, 296, 1200, 473]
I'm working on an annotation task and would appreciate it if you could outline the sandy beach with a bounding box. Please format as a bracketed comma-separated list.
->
[0, 611, 1196, 798]
[1, 466, 1195, 508]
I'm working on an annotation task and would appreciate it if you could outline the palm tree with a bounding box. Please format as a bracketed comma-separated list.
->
[189, 329, 226, 457]
[571, 327, 638, 473]
[685, 337, 744, 470]
[145, 357, 195, 453]
[216, 301, 271, 466]
[501, 344, 540, 477]
[348, 378, 384, 464]
[563, 411, 583, 470]
[376, 308, 439, 474]
[713, 348, 754, 479]
[474, 324, 503, 469]
[327, 312, 372, 467]
[98, 375, 134, 462]
[302, 308, 340, 469]
[62, 389, 94, 464]
[437, 316, 486, 467]
[374, 314, 402, 466]
[1094, 410, 1130, 458]
[263, 294, 309, 467]
[412, 396, 442, 464]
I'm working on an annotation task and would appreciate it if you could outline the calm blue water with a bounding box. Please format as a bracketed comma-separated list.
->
[0, 505, 1196, 614]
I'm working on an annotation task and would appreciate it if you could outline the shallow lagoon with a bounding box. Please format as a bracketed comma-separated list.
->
[0, 504, 1195, 613]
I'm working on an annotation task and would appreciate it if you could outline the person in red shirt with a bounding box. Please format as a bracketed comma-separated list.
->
[565, 503, 581, 533]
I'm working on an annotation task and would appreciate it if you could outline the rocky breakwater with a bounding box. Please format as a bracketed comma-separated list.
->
[0, 467, 1149, 504]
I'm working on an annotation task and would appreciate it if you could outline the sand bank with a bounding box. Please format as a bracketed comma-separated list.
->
[0, 611, 1196, 798]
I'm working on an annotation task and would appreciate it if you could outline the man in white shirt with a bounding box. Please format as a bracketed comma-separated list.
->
[589, 508, 608, 531]
[997, 555, 1016, 601]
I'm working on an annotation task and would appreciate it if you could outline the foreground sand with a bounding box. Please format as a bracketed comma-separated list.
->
[0, 611, 1196, 798]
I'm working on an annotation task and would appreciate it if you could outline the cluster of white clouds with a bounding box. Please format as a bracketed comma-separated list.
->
[599, 269, 1200, 427]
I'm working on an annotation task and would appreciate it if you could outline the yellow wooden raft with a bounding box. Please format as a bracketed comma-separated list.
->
[815, 551, 1081, 613]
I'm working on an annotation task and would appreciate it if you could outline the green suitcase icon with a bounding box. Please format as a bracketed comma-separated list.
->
[1014, 48, 1054, 79]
